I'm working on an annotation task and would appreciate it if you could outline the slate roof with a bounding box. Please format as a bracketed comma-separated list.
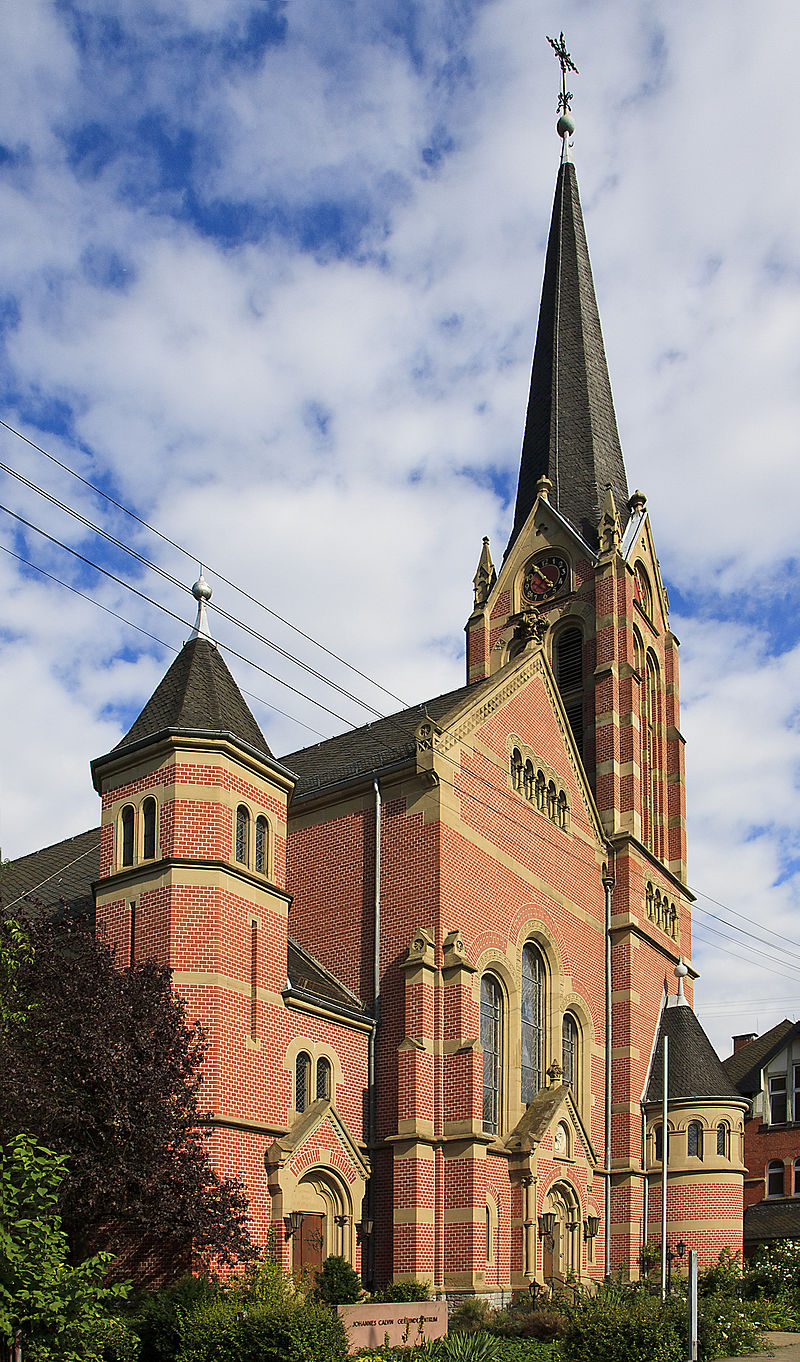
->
[743, 1199, 800, 1245]
[110, 637, 271, 761]
[286, 936, 365, 1011]
[281, 670, 500, 797]
[722, 1020, 797, 1096]
[645, 1004, 745, 1104]
[507, 157, 629, 558]
[0, 827, 100, 922]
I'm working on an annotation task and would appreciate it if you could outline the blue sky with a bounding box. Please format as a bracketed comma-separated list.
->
[2, 0, 800, 1053]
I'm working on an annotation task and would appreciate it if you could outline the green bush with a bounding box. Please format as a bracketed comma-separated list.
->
[448, 1298, 494, 1335]
[560, 1289, 684, 1362]
[490, 1307, 566, 1340]
[744, 1241, 800, 1299]
[699, 1248, 743, 1298]
[176, 1294, 349, 1362]
[370, 1281, 430, 1303]
[697, 1295, 762, 1359]
[435, 1333, 497, 1360]
[312, 1254, 363, 1304]
[128, 1274, 220, 1362]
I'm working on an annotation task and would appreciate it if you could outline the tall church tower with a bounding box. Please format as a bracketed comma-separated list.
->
[466, 95, 695, 1269]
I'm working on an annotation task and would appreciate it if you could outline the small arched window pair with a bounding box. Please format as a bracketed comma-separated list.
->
[235, 806, 270, 875]
[295, 1053, 332, 1113]
[120, 797, 157, 868]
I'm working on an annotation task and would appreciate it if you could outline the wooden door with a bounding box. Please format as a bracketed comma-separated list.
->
[293, 1213, 325, 1282]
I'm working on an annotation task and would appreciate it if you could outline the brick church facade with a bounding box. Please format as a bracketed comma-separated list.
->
[4, 119, 748, 1295]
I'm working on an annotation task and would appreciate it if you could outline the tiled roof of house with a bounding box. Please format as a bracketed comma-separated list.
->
[506, 158, 629, 558]
[645, 1004, 744, 1104]
[113, 637, 271, 759]
[722, 1020, 797, 1096]
[0, 827, 100, 922]
[744, 1198, 800, 1245]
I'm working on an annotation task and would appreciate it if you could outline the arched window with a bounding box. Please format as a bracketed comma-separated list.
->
[142, 797, 156, 860]
[524, 760, 534, 801]
[558, 790, 568, 829]
[555, 628, 584, 754]
[316, 1056, 331, 1101]
[767, 1160, 785, 1198]
[687, 1121, 703, 1159]
[255, 815, 268, 875]
[295, 1052, 312, 1113]
[480, 974, 503, 1136]
[510, 749, 523, 791]
[235, 805, 250, 865]
[716, 1122, 729, 1158]
[521, 945, 545, 1105]
[535, 770, 546, 811]
[562, 1014, 577, 1089]
[547, 781, 557, 821]
[793, 1159, 800, 1196]
[121, 805, 135, 867]
[654, 1123, 663, 1163]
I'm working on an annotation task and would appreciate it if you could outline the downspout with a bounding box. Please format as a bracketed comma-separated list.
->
[367, 776, 382, 1287]
[602, 855, 615, 1278]
[642, 1105, 649, 1255]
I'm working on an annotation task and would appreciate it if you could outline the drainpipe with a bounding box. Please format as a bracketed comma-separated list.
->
[642, 1104, 649, 1257]
[602, 855, 615, 1278]
[367, 776, 382, 1287]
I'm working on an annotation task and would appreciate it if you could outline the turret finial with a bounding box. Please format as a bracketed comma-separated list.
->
[189, 566, 215, 645]
[674, 958, 689, 1005]
[547, 31, 578, 161]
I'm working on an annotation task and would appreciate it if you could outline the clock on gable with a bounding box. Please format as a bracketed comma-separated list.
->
[521, 554, 569, 605]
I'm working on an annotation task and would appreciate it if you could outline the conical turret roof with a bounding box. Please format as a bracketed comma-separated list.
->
[114, 637, 271, 759]
[645, 1003, 744, 1105]
[507, 156, 629, 556]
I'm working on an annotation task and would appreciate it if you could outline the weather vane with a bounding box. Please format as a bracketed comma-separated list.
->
[547, 31, 578, 115]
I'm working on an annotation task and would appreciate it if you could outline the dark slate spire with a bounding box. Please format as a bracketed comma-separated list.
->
[114, 637, 272, 759]
[506, 141, 629, 556]
[645, 1003, 743, 1105]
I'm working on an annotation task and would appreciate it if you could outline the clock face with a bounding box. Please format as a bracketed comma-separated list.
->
[522, 555, 569, 604]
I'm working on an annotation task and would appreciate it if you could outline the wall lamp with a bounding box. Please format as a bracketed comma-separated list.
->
[283, 1210, 304, 1240]
[538, 1212, 556, 1248]
[584, 1215, 600, 1241]
[356, 1218, 374, 1245]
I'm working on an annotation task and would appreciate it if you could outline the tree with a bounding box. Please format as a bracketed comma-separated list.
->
[0, 1132, 131, 1361]
[0, 912, 255, 1279]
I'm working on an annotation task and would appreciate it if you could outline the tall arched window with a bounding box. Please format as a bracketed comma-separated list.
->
[767, 1160, 785, 1197]
[316, 1056, 331, 1100]
[687, 1121, 703, 1159]
[555, 628, 584, 754]
[511, 749, 523, 791]
[521, 945, 545, 1105]
[235, 805, 250, 865]
[562, 1014, 577, 1089]
[255, 815, 268, 875]
[295, 1052, 312, 1113]
[481, 975, 503, 1136]
[121, 805, 135, 867]
[716, 1122, 729, 1158]
[142, 797, 156, 860]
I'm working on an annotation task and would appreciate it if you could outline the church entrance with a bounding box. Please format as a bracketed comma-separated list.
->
[292, 1212, 326, 1280]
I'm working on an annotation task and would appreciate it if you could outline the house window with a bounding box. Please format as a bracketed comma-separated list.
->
[794, 1065, 800, 1122]
[121, 805, 135, 867]
[521, 945, 545, 1105]
[255, 815, 268, 875]
[142, 797, 156, 859]
[480, 974, 503, 1136]
[687, 1121, 703, 1159]
[769, 1074, 788, 1124]
[767, 1160, 785, 1198]
[716, 1122, 729, 1158]
[295, 1052, 312, 1113]
[794, 1160, 800, 1196]
[562, 1014, 577, 1090]
[235, 805, 250, 865]
[316, 1056, 331, 1100]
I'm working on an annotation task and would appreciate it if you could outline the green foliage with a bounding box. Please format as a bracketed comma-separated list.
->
[448, 1297, 494, 1335]
[699, 1247, 743, 1298]
[0, 916, 34, 1032]
[176, 1292, 348, 1362]
[435, 1332, 498, 1360]
[312, 1253, 363, 1304]
[744, 1240, 800, 1299]
[696, 1294, 762, 1359]
[489, 1307, 566, 1340]
[371, 1281, 431, 1302]
[0, 1133, 130, 1362]
[488, 1342, 557, 1362]
[127, 1273, 220, 1362]
[559, 1289, 684, 1362]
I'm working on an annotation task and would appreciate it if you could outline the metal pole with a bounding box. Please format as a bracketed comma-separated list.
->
[603, 863, 614, 1276]
[661, 1033, 668, 1300]
[367, 776, 382, 1289]
[688, 1249, 698, 1361]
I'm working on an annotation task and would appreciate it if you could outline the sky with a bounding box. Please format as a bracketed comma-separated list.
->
[1, 0, 800, 1057]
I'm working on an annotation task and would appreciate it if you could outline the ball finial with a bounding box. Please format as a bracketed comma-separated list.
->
[192, 569, 212, 604]
[557, 112, 575, 138]
[675, 960, 689, 979]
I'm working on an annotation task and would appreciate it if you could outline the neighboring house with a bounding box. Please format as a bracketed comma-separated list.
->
[2, 110, 739, 1298]
[723, 1021, 800, 1252]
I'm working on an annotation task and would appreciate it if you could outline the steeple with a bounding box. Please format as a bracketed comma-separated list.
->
[506, 108, 629, 556]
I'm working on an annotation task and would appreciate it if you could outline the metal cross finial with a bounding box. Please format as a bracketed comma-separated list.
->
[547, 31, 578, 114]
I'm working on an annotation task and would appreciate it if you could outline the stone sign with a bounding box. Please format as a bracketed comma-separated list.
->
[337, 1301, 448, 1352]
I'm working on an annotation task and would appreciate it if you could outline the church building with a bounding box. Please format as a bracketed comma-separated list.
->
[4, 108, 746, 1297]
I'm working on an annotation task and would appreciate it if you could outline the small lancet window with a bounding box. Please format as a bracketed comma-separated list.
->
[511, 749, 523, 791]
[524, 761, 535, 801]
[654, 1123, 664, 1163]
[535, 771, 546, 811]
[687, 1121, 703, 1159]
[316, 1056, 332, 1100]
[716, 1122, 729, 1158]
[121, 805, 135, 867]
[562, 1014, 577, 1089]
[142, 797, 156, 860]
[255, 816, 268, 875]
[547, 781, 557, 821]
[296, 1052, 312, 1113]
[235, 805, 250, 865]
[558, 790, 568, 829]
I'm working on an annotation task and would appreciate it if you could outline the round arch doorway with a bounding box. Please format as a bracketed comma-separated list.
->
[292, 1168, 355, 1281]
[542, 1180, 582, 1287]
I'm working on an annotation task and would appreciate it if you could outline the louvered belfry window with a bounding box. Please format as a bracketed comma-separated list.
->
[555, 629, 584, 753]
